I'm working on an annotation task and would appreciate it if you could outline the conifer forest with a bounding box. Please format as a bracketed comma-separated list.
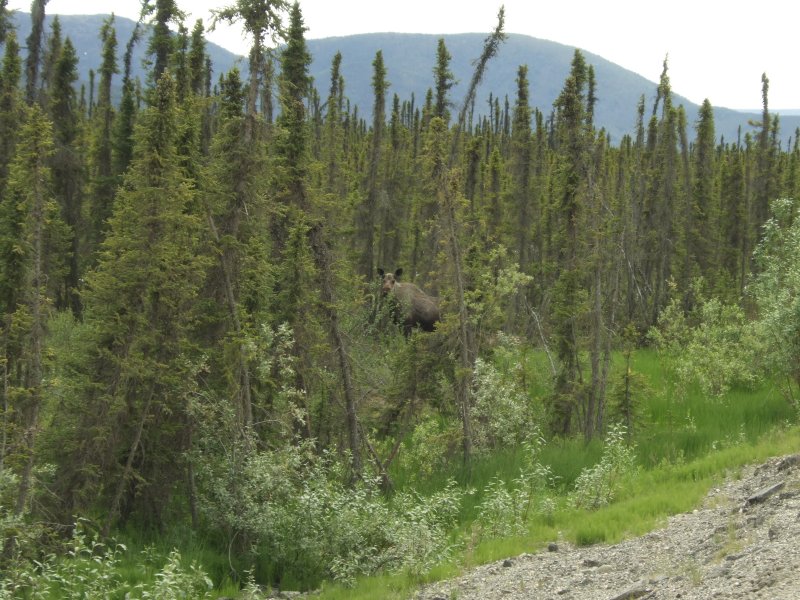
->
[1, 0, 800, 597]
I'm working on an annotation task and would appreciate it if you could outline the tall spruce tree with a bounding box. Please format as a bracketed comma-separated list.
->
[0, 31, 21, 193]
[59, 72, 206, 530]
[147, 0, 182, 82]
[433, 38, 455, 124]
[550, 49, 591, 435]
[202, 67, 270, 434]
[278, 1, 362, 478]
[357, 50, 388, 280]
[510, 64, 532, 273]
[0, 105, 65, 521]
[49, 37, 84, 317]
[24, 0, 47, 105]
[87, 16, 118, 253]
[691, 99, 717, 281]
[39, 15, 61, 107]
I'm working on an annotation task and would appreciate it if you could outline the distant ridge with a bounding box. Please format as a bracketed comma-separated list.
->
[304, 32, 800, 146]
[8, 13, 800, 145]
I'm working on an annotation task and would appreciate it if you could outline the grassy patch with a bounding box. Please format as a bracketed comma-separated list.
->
[316, 424, 800, 600]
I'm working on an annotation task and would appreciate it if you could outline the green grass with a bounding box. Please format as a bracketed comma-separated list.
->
[316, 424, 800, 600]
[310, 348, 799, 600]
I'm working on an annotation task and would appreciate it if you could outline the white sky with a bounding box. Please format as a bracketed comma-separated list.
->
[7, 0, 799, 110]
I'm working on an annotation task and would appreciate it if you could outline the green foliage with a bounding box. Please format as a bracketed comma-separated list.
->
[136, 549, 214, 599]
[649, 282, 764, 397]
[398, 416, 462, 483]
[194, 434, 464, 587]
[571, 424, 638, 509]
[750, 197, 800, 392]
[0, 522, 215, 599]
[2, 4, 800, 597]
[471, 347, 540, 451]
[475, 435, 555, 539]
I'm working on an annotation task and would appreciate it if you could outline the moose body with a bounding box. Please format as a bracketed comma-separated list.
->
[378, 268, 440, 334]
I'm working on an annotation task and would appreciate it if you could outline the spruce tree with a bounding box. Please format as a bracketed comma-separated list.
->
[691, 99, 717, 281]
[87, 16, 118, 253]
[201, 68, 270, 434]
[24, 0, 47, 105]
[147, 0, 182, 82]
[0, 31, 21, 193]
[357, 50, 388, 280]
[0, 105, 65, 520]
[49, 37, 84, 317]
[278, 1, 362, 478]
[188, 19, 207, 97]
[510, 64, 532, 272]
[60, 72, 207, 530]
[433, 38, 455, 124]
[39, 15, 61, 107]
[0, 0, 9, 46]
[550, 49, 590, 435]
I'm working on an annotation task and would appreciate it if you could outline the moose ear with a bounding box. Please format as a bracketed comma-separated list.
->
[377, 268, 385, 278]
[394, 268, 403, 279]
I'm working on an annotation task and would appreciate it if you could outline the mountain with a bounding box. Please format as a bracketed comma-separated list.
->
[305, 32, 800, 146]
[8, 12, 799, 145]
[9, 12, 245, 102]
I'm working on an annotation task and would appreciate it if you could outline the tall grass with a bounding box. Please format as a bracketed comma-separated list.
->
[318, 424, 800, 600]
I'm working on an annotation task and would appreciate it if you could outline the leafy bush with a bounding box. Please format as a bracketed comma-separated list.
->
[751, 197, 800, 395]
[196, 444, 466, 587]
[476, 434, 556, 538]
[398, 416, 462, 483]
[136, 549, 214, 599]
[0, 523, 212, 599]
[191, 352, 466, 589]
[649, 284, 763, 397]
[471, 334, 542, 451]
[571, 425, 637, 509]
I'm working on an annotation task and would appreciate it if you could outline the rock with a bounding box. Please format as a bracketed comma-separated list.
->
[607, 580, 651, 600]
[746, 481, 785, 505]
[777, 454, 800, 471]
[583, 558, 601, 567]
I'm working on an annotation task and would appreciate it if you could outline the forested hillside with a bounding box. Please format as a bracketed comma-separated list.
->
[1, 0, 799, 597]
[10, 12, 800, 144]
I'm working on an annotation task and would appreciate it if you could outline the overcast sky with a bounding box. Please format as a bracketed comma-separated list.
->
[7, 0, 799, 110]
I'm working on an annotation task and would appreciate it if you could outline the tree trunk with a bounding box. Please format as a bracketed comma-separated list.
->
[206, 212, 253, 432]
[14, 144, 46, 517]
[103, 392, 152, 537]
[308, 222, 362, 478]
[441, 178, 474, 466]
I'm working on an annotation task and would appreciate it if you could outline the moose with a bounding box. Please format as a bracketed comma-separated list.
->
[377, 268, 440, 334]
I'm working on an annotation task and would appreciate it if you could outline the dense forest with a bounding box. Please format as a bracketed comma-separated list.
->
[0, 0, 799, 596]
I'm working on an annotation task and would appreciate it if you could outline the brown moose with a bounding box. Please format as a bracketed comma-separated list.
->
[377, 268, 440, 334]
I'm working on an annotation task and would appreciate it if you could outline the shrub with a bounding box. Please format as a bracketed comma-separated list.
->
[475, 434, 556, 539]
[471, 335, 542, 452]
[192, 397, 466, 588]
[751, 197, 800, 397]
[571, 424, 638, 509]
[649, 284, 764, 398]
[0, 523, 212, 599]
